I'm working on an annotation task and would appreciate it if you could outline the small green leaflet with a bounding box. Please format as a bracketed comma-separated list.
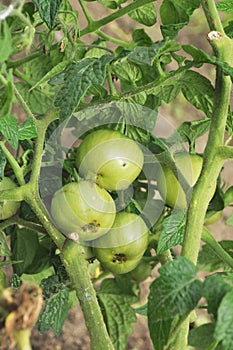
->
[160, 0, 201, 38]
[0, 114, 18, 150]
[188, 323, 216, 349]
[217, 0, 233, 14]
[128, 39, 180, 66]
[156, 210, 186, 255]
[214, 290, 233, 350]
[18, 117, 38, 140]
[203, 274, 233, 318]
[0, 21, 13, 63]
[37, 286, 69, 335]
[98, 278, 137, 350]
[51, 55, 113, 120]
[33, 0, 62, 29]
[148, 257, 202, 322]
[198, 240, 233, 272]
[129, 2, 157, 26]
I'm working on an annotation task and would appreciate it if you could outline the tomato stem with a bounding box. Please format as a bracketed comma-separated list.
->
[201, 228, 233, 269]
[171, 2, 233, 349]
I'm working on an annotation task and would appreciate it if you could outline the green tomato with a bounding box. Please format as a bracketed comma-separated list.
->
[157, 154, 204, 209]
[76, 129, 144, 191]
[93, 212, 149, 274]
[129, 259, 152, 283]
[0, 177, 20, 220]
[204, 210, 223, 226]
[51, 180, 116, 241]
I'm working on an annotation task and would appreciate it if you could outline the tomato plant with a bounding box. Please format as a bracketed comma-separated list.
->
[0, 1, 233, 350]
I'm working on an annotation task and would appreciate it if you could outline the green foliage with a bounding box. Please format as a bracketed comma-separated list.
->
[0, 1, 233, 349]
[156, 210, 186, 254]
[98, 277, 138, 350]
[37, 275, 69, 335]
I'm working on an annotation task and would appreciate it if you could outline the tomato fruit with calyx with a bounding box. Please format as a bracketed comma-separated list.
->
[157, 153, 215, 209]
[0, 177, 21, 220]
[76, 129, 144, 191]
[93, 212, 149, 274]
[50, 180, 116, 241]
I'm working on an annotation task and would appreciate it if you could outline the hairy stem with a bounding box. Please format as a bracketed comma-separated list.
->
[170, 4, 233, 350]
[202, 228, 233, 269]
[80, 0, 155, 36]
[61, 240, 115, 350]
[0, 141, 25, 186]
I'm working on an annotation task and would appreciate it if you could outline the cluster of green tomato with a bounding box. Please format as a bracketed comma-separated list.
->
[51, 129, 149, 274]
[0, 129, 221, 277]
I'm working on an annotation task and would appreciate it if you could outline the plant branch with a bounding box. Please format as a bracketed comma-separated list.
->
[202, 228, 233, 269]
[168, 7, 233, 350]
[0, 141, 25, 186]
[80, 0, 155, 36]
[61, 239, 115, 350]
[217, 145, 233, 160]
[201, 0, 224, 33]
[0, 215, 45, 233]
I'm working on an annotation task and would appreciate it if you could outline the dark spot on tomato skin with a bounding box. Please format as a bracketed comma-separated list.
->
[81, 220, 100, 233]
[112, 253, 126, 264]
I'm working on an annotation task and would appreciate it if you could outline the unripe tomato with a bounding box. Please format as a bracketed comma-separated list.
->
[157, 154, 205, 209]
[0, 177, 20, 220]
[51, 181, 116, 241]
[76, 129, 144, 191]
[129, 259, 152, 283]
[204, 210, 223, 226]
[93, 212, 149, 274]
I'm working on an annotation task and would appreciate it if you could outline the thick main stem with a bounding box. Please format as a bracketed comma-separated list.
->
[61, 240, 115, 350]
[80, 0, 155, 36]
[170, 27, 233, 350]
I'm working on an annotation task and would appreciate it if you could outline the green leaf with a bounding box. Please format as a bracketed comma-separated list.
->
[148, 257, 202, 321]
[30, 60, 71, 91]
[188, 323, 216, 349]
[0, 114, 18, 150]
[214, 290, 233, 350]
[98, 278, 137, 350]
[156, 210, 186, 255]
[217, 0, 233, 14]
[112, 58, 142, 83]
[198, 240, 233, 272]
[0, 230, 11, 256]
[132, 28, 153, 46]
[160, 0, 201, 38]
[181, 70, 214, 118]
[52, 55, 113, 120]
[33, 0, 63, 29]
[0, 148, 6, 182]
[0, 21, 13, 63]
[129, 2, 157, 26]
[149, 319, 173, 350]
[18, 116, 38, 140]
[11, 228, 39, 275]
[128, 39, 180, 66]
[11, 228, 52, 275]
[16, 83, 53, 115]
[203, 274, 233, 318]
[171, 119, 211, 145]
[38, 284, 69, 335]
